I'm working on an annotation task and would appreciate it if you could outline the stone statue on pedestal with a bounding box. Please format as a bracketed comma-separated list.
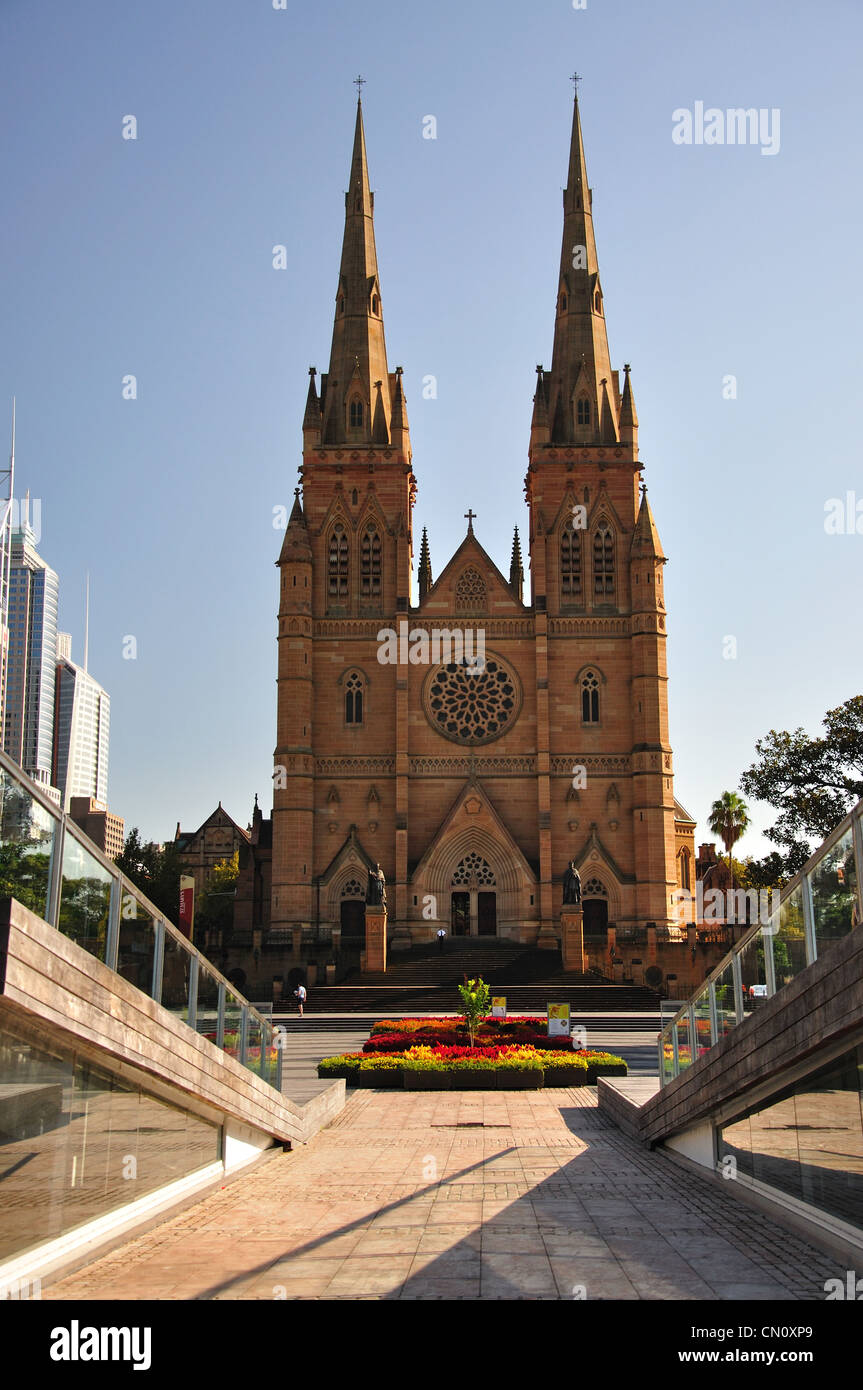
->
[562, 862, 582, 906]
[366, 863, 387, 907]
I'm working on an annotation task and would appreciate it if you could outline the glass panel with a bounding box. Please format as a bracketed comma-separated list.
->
[0, 1012, 221, 1267]
[160, 928, 191, 1021]
[719, 1044, 863, 1231]
[0, 768, 57, 920]
[713, 960, 738, 1037]
[674, 1013, 692, 1072]
[810, 826, 857, 957]
[692, 986, 712, 1060]
[246, 1012, 263, 1079]
[660, 1026, 675, 1083]
[771, 883, 808, 993]
[57, 833, 112, 962]
[195, 964, 221, 1044]
[738, 933, 767, 1017]
[223, 991, 243, 1062]
[260, 1018, 281, 1089]
[116, 891, 156, 994]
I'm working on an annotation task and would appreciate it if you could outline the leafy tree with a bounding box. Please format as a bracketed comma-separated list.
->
[740, 852, 788, 893]
[707, 792, 750, 883]
[0, 840, 52, 916]
[114, 828, 184, 923]
[197, 852, 239, 936]
[739, 695, 863, 875]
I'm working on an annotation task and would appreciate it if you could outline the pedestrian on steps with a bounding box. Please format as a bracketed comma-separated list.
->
[437, 927, 447, 954]
[294, 981, 307, 1017]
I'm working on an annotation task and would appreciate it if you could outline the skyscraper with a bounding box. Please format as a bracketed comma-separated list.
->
[53, 635, 110, 810]
[4, 501, 60, 800]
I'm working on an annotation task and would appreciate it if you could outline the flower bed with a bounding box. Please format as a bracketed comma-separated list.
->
[363, 1032, 574, 1054]
[317, 1043, 626, 1089]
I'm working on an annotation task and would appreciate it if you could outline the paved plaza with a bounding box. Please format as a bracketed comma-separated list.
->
[46, 1086, 839, 1301]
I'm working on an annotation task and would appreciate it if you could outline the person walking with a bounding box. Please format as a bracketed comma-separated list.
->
[294, 981, 307, 1017]
[436, 927, 447, 953]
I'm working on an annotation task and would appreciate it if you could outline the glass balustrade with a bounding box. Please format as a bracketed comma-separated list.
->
[0, 749, 278, 1092]
[660, 800, 863, 1086]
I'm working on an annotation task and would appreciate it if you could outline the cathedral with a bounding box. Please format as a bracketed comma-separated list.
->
[235, 89, 696, 976]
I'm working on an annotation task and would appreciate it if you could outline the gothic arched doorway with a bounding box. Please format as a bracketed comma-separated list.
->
[582, 877, 609, 940]
[339, 876, 365, 944]
[450, 852, 497, 937]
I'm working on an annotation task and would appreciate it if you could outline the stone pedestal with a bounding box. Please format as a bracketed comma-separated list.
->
[560, 907, 586, 973]
[362, 906, 387, 974]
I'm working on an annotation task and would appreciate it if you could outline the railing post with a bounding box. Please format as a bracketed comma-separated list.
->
[852, 808, 863, 927]
[762, 926, 777, 998]
[657, 1032, 665, 1084]
[671, 1019, 680, 1078]
[187, 954, 199, 1030]
[708, 980, 719, 1046]
[46, 816, 65, 926]
[105, 875, 121, 973]
[732, 950, 745, 1024]
[152, 922, 165, 1002]
[239, 1006, 249, 1067]
[802, 871, 817, 965]
[216, 982, 226, 1050]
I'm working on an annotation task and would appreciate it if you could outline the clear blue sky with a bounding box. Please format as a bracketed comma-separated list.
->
[2, 0, 861, 858]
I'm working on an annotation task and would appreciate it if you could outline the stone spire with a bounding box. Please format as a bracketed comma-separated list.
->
[418, 525, 432, 599]
[320, 96, 394, 447]
[509, 526, 524, 602]
[619, 362, 639, 449]
[631, 486, 665, 561]
[546, 91, 617, 446]
[278, 488, 312, 564]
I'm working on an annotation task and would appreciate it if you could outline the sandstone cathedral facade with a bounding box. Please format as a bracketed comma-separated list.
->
[235, 90, 695, 973]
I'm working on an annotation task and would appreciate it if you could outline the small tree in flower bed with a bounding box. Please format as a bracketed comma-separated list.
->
[457, 977, 491, 1047]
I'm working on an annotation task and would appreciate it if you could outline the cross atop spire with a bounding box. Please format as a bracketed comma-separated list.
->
[354, 74, 366, 99]
[464, 509, 476, 534]
[570, 71, 581, 96]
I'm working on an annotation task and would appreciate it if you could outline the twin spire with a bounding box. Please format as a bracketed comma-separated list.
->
[533, 89, 638, 453]
[310, 96, 408, 453]
[307, 86, 636, 461]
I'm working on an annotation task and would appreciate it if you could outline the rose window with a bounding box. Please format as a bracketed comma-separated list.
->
[423, 653, 521, 745]
[451, 853, 496, 887]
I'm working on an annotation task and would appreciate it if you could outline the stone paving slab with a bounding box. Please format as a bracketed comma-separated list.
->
[45, 1087, 841, 1302]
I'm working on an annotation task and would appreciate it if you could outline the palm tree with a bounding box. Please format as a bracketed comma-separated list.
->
[708, 792, 750, 884]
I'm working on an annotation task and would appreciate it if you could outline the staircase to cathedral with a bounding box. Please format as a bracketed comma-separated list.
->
[294, 939, 660, 1018]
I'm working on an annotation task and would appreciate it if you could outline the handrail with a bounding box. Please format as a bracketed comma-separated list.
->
[658, 798, 863, 1085]
[0, 747, 279, 1090]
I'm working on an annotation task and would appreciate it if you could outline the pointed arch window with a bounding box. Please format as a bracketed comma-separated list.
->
[577, 398, 591, 426]
[349, 398, 364, 429]
[361, 524, 382, 597]
[581, 670, 600, 724]
[677, 848, 691, 892]
[328, 524, 349, 599]
[559, 293, 567, 312]
[594, 291, 602, 313]
[345, 671, 364, 726]
[593, 525, 615, 598]
[560, 528, 581, 599]
[372, 294, 379, 315]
